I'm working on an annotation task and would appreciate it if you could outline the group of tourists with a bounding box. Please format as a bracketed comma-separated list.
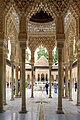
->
[45, 80, 58, 95]
[45, 80, 78, 96]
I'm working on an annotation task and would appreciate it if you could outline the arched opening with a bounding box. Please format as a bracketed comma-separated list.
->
[1, 0, 80, 116]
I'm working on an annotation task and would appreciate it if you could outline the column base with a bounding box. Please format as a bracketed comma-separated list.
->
[65, 95, 68, 98]
[49, 96, 52, 98]
[10, 97, 14, 101]
[19, 110, 28, 114]
[0, 110, 5, 113]
[62, 96, 66, 99]
[15, 95, 20, 98]
[20, 92, 22, 96]
[76, 102, 80, 106]
[56, 110, 64, 114]
[4, 103, 7, 105]
[69, 98, 73, 101]
[31, 96, 34, 98]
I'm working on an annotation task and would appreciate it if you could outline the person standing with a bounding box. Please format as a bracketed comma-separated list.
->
[75, 81, 77, 92]
[45, 82, 49, 95]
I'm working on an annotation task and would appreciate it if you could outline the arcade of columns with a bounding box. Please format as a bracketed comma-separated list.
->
[0, 0, 80, 114]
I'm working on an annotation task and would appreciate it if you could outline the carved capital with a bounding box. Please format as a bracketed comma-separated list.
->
[30, 60, 34, 66]
[0, 32, 4, 40]
[76, 40, 80, 50]
[49, 61, 52, 66]
[19, 41, 26, 49]
[57, 42, 64, 48]
[77, 49, 80, 60]
[56, 33, 65, 41]
[10, 55, 15, 62]
[18, 32, 27, 41]
[0, 40, 7, 50]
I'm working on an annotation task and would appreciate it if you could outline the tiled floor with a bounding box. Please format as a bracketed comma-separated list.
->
[0, 87, 80, 120]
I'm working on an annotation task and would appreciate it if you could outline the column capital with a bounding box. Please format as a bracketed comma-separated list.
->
[56, 33, 65, 42]
[0, 40, 7, 48]
[77, 49, 80, 56]
[48, 60, 53, 66]
[10, 54, 15, 63]
[30, 60, 34, 66]
[30, 50, 34, 65]
[18, 32, 27, 42]
[57, 42, 64, 49]
[19, 15, 27, 45]
[19, 41, 26, 49]
[19, 16, 27, 33]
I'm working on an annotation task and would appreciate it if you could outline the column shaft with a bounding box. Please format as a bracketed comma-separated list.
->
[15, 66, 18, 97]
[77, 59, 80, 105]
[31, 50, 34, 98]
[20, 49, 27, 113]
[49, 65, 52, 98]
[69, 61, 73, 101]
[57, 48, 64, 114]
[11, 62, 14, 100]
[3, 55, 7, 105]
[62, 65, 64, 97]
[20, 66, 22, 96]
[65, 65, 68, 98]
[31, 65, 34, 98]
[0, 48, 4, 112]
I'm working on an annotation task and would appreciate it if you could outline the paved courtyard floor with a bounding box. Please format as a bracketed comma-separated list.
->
[0, 87, 80, 120]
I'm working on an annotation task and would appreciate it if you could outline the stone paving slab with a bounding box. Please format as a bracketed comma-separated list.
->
[0, 88, 80, 120]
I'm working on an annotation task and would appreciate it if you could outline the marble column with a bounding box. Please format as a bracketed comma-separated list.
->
[15, 65, 18, 97]
[10, 40, 16, 100]
[31, 50, 34, 98]
[48, 50, 52, 98]
[65, 64, 68, 98]
[49, 64, 52, 98]
[62, 63, 64, 97]
[19, 48, 27, 113]
[77, 51, 80, 105]
[56, 48, 64, 114]
[0, 47, 4, 112]
[10, 60, 14, 101]
[31, 64, 34, 98]
[20, 65, 22, 97]
[69, 60, 73, 101]
[0, 5, 5, 112]
[3, 51, 7, 105]
[19, 50, 22, 97]
[62, 50, 64, 97]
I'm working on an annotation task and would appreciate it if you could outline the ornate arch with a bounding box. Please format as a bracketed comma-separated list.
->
[64, 2, 79, 21]
[26, 2, 56, 21]
[4, 0, 20, 17]
[5, 5, 19, 42]
[28, 36, 55, 52]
